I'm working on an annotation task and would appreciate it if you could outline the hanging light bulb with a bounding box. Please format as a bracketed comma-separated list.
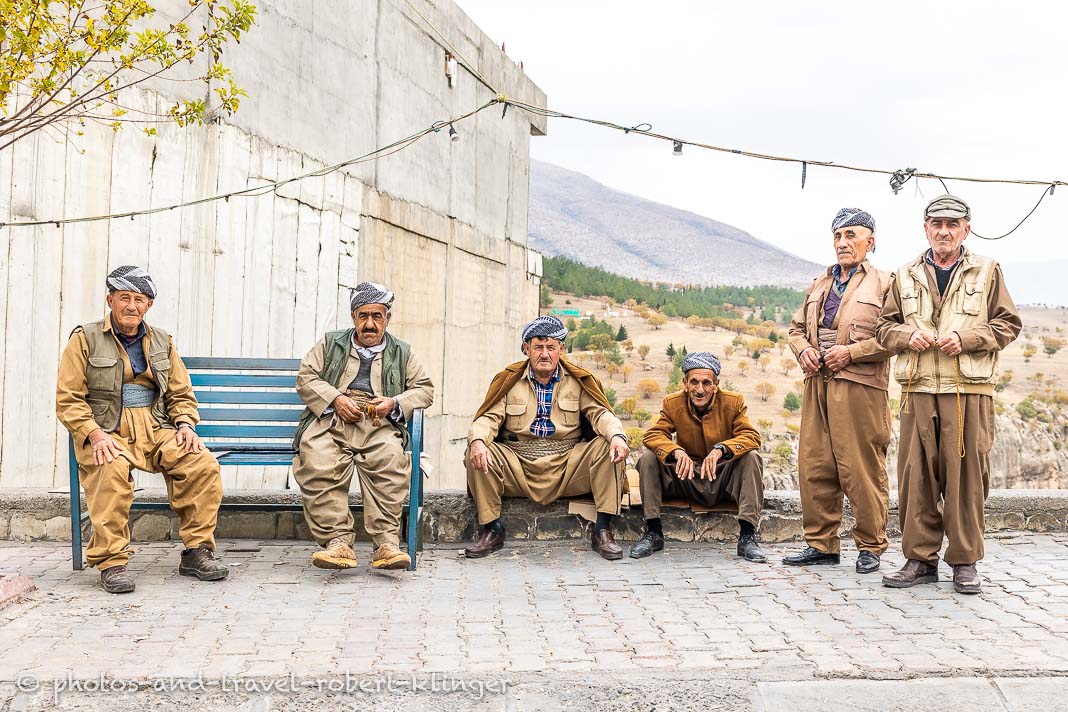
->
[673, 140, 683, 157]
[449, 125, 459, 143]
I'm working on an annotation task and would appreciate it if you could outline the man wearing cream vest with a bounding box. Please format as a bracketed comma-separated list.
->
[877, 195, 1021, 594]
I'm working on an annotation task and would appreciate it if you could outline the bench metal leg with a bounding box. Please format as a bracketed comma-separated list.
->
[68, 436, 84, 571]
[406, 409, 424, 571]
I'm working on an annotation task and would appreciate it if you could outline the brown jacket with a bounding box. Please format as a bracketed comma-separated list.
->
[877, 249, 1022, 395]
[642, 390, 761, 464]
[788, 259, 894, 391]
[468, 359, 623, 446]
[56, 316, 199, 445]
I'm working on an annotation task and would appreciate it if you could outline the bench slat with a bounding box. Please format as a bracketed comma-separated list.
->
[213, 454, 296, 466]
[184, 357, 301, 370]
[191, 374, 296, 387]
[199, 408, 303, 422]
[195, 391, 305, 405]
[198, 425, 297, 438]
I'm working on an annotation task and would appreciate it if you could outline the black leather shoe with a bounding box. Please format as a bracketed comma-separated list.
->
[856, 551, 881, 574]
[464, 525, 505, 558]
[782, 546, 840, 566]
[629, 531, 665, 559]
[591, 528, 624, 561]
[737, 533, 766, 562]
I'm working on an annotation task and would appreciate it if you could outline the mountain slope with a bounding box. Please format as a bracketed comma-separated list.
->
[529, 160, 821, 289]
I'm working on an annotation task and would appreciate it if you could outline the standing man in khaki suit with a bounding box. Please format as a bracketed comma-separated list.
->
[56, 266, 228, 594]
[782, 209, 894, 574]
[878, 195, 1021, 594]
[465, 316, 630, 560]
[634, 352, 766, 562]
[293, 282, 434, 572]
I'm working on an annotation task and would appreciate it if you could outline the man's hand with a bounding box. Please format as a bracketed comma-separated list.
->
[674, 450, 695, 480]
[799, 347, 822, 375]
[332, 394, 363, 423]
[468, 440, 494, 474]
[909, 329, 937, 352]
[822, 344, 852, 372]
[937, 332, 963, 356]
[175, 425, 203, 454]
[369, 396, 396, 418]
[88, 428, 122, 465]
[610, 436, 630, 464]
[700, 447, 723, 481]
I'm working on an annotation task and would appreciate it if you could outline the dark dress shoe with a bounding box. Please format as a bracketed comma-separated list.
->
[179, 545, 230, 581]
[856, 551, 881, 574]
[464, 525, 506, 558]
[629, 531, 664, 559]
[952, 564, 981, 594]
[591, 528, 623, 561]
[100, 565, 135, 594]
[737, 533, 766, 562]
[782, 546, 840, 566]
[882, 558, 938, 588]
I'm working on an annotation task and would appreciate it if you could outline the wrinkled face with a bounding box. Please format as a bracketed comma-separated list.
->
[352, 304, 390, 347]
[833, 226, 874, 270]
[106, 291, 152, 332]
[924, 217, 970, 263]
[684, 368, 719, 410]
[524, 337, 564, 380]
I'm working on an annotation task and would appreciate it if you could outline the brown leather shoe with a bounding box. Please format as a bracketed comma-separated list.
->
[179, 544, 230, 581]
[882, 558, 938, 588]
[464, 525, 505, 558]
[952, 564, 981, 594]
[100, 565, 135, 594]
[591, 528, 623, 561]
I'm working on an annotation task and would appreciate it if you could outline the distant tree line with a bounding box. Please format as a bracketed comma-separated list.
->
[542, 256, 804, 321]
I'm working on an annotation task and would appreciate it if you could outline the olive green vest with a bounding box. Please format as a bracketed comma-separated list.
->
[293, 330, 411, 450]
[78, 318, 174, 432]
[893, 249, 998, 395]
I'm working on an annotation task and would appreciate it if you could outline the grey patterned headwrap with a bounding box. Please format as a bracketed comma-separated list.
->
[350, 281, 395, 311]
[522, 315, 567, 343]
[106, 265, 157, 299]
[681, 351, 721, 377]
[831, 208, 876, 234]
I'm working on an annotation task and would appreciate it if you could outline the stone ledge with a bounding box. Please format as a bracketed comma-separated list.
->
[0, 488, 1066, 544]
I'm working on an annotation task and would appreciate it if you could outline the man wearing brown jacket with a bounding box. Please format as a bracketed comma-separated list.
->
[782, 209, 894, 574]
[55, 266, 228, 594]
[465, 316, 630, 560]
[878, 195, 1021, 594]
[633, 352, 766, 562]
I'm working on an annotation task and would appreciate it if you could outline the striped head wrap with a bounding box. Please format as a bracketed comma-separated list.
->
[831, 208, 876, 234]
[350, 282, 395, 311]
[106, 266, 157, 299]
[522, 316, 567, 343]
[681, 351, 721, 377]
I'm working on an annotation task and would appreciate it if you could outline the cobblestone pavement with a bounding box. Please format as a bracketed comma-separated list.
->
[2, 533, 1068, 710]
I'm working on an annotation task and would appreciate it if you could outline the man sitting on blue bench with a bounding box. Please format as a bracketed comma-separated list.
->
[56, 266, 229, 594]
[292, 282, 434, 571]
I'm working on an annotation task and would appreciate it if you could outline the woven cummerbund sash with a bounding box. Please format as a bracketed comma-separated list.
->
[502, 437, 580, 462]
[817, 327, 838, 354]
[122, 383, 158, 408]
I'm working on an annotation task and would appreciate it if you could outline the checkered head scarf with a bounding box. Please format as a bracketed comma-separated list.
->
[831, 208, 876, 234]
[106, 265, 157, 299]
[522, 316, 567, 344]
[681, 351, 721, 378]
[350, 282, 395, 311]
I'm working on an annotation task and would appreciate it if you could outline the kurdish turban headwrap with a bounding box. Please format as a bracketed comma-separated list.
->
[681, 351, 722, 378]
[106, 266, 158, 299]
[350, 281, 395, 311]
[831, 208, 876, 234]
[521, 315, 568, 343]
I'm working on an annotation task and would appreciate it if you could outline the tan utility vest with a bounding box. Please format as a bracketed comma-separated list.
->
[893, 249, 998, 395]
[78, 318, 174, 432]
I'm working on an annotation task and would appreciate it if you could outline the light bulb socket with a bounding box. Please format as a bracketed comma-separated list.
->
[673, 140, 683, 156]
[448, 125, 459, 143]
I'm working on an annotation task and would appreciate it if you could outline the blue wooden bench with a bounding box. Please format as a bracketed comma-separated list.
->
[68, 357, 426, 571]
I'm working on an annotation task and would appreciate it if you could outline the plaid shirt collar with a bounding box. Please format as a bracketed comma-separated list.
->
[528, 365, 561, 438]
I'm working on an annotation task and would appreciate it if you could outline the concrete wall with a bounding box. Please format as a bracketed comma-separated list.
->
[0, 0, 547, 491]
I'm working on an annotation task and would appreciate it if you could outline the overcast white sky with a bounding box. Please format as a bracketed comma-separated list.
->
[459, 1, 1068, 301]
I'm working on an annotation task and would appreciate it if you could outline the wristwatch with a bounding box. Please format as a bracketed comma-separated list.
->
[712, 444, 728, 457]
